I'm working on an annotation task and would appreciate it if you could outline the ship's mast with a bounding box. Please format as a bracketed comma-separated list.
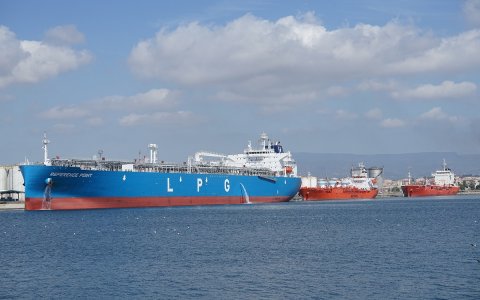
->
[42, 132, 51, 166]
[259, 132, 268, 149]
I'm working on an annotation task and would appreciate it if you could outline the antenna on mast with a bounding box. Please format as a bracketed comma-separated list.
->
[98, 149, 104, 161]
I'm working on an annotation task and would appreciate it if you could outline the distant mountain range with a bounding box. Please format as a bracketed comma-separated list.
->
[294, 152, 480, 180]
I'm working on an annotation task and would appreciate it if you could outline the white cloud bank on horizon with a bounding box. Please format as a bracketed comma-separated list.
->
[0, 25, 92, 89]
[128, 13, 480, 104]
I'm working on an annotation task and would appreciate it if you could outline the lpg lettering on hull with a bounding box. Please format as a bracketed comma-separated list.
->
[224, 179, 230, 192]
[197, 178, 203, 192]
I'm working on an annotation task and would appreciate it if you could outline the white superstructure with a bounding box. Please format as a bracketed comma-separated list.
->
[193, 133, 298, 177]
[433, 159, 456, 186]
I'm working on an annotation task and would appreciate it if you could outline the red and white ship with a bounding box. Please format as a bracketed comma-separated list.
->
[299, 163, 381, 201]
[401, 159, 459, 197]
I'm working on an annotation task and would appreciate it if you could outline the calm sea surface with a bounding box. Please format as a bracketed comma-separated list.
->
[1, 196, 479, 299]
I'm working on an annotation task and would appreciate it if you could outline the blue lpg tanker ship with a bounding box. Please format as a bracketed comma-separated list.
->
[20, 133, 301, 210]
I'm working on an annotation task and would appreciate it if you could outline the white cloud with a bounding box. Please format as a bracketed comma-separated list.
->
[327, 86, 349, 97]
[0, 26, 92, 89]
[129, 15, 424, 86]
[0, 26, 25, 77]
[388, 29, 480, 74]
[52, 123, 76, 132]
[39, 88, 182, 128]
[119, 111, 194, 126]
[357, 79, 398, 92]
[419, 107, 463, 124]
[365, 108, 383, 119]
[130, 89, 175, 106]
[392, 81, 477, 99]
[86, 117, 104, 126]
[464, 0, 480, 26]
[381, 118, 406, 128]
[40, 105, 90, 119]
[420, 107, 447, 120]
[214, 87, 318, 111]
[335, 109, 358, 120]
[128, 13, 480, 105]
[97, 89, 178, 110]
[45, 25, 85, 45]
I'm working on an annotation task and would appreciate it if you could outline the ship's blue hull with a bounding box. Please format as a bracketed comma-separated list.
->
[20, 165, 301, 210]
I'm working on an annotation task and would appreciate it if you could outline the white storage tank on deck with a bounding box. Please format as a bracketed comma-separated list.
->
[328, 179, 338, 187]
[368, 167, 383, 179]
[318, 179, 328, 188]
[368, 167, 384, 189]
[301, 175, 317, 188]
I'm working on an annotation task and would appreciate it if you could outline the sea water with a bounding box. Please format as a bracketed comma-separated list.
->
[1, 196, 479, 299]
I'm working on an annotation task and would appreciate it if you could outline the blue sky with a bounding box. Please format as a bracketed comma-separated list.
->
[1, 0, 480, 165]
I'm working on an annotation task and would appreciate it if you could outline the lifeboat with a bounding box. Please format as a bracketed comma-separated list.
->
[285, 166, 293, 174]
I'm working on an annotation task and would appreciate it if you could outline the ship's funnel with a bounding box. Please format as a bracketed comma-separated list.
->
[148, 144, 158, 164]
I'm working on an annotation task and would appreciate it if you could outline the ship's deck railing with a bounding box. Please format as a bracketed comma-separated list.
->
[50, 159, 126, 171]
[137, 164, 276, 176]
[49, 159, 277, 177]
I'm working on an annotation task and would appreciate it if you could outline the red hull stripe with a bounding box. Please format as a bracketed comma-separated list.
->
[25, 196, 291, 210]
[401, 185, 460, 197]
[298, 187, 378, 201]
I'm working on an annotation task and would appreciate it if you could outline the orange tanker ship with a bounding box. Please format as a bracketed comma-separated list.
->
[300, 185, 379, 201]
[401, 159, 459, 197]
[299, 163, 382, 201]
